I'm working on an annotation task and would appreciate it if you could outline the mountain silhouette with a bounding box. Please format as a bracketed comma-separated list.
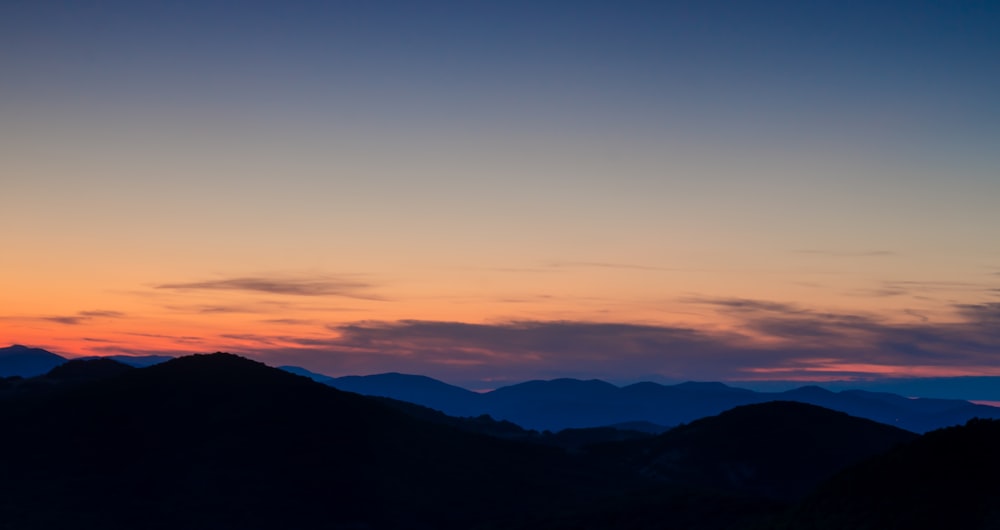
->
[322, 371, 484, 417]
[3, 352, 981, 529]
[0, 358, 136, 399]
[591, 401, 917, 501]
[78, 354, 175, 367]
[0, 353, 635, 530]
[503, 402, 916, 529]
[777, 418, 1000, 529]
[0, 344, 67, 377]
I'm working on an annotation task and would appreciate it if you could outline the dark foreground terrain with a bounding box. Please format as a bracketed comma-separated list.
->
[0, 353, 996, 529]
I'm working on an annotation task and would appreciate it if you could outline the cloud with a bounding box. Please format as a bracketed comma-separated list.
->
[42, 316, 86, 325]
[546, 261, 682, 272]
[123, 332, 206, 344]
[955, 303, 1000, 323]
[685, 297, 802, 314]
[165, 304, 263, 314]
[78, 310, 125, 318]
[245, 319, 750, 384]
[882, 280, 990, 293]
[260, 318, 317, 325]
[794, 249, 897, 257]
[81, 294, 997, 387]
[156, 275, 382, 299]
[37, 310, 126, 325]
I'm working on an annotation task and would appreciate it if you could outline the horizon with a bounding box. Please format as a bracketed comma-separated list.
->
[4, 1, 999, 386]
[7, 343, 1000, 404]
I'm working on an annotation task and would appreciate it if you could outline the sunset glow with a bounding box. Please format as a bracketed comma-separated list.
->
[3, 1, 999, 388]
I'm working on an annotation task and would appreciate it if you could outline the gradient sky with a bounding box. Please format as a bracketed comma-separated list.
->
[3, 0, 999, 388]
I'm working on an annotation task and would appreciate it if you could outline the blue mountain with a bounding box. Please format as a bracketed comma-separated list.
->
[293, 369, 1000, 433]
[324, 372, 484, 418]
[0, 344, 67, 377]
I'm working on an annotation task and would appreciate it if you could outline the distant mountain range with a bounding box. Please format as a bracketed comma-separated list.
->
[284, 367, 1000, 433]
[1, 352, 995, 529]
[5, 346, 998, 434]
[0, 345, 173, 377]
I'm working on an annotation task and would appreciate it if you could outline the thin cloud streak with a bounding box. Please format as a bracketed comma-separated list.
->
[546, 261, 684, 272]
[7, 310, 128, 326]
[78, 310, 125, 318]
[794, 249, 897, 257]
[42, 316, 86, 325]
[156, 275, 383, 300]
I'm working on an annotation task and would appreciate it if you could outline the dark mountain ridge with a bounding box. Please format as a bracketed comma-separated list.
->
[1, 352, 989, 529]
[593, 401, 918, 501]
[7, 348, 995, 434]
[0, 353, 632, 530]
[775, 417, 1000, 529]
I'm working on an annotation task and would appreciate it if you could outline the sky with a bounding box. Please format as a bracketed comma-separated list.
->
[3, 0, 1000, 388]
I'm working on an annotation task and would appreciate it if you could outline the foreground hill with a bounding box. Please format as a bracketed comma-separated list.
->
[4, 353, 988, 529]
[593, 401, 918, 501]
[488, 402, 917, 530]
[774, 418, 1000, 529]
[0, 353, 626, 530]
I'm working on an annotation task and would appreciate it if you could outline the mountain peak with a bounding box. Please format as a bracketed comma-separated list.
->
[0, 345, 67, 377]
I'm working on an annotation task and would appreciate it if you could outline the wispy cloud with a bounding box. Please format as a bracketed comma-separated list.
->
[156, 275, 382, 299]
[42, 316, 87, 325]
[684, 298, 801, 314]
[546, 260, 682, 272]
[123, 332, 206, 344]
[794, 249, 897, 257]
[28, 310, 126, 326]
[165, 304, 264, 314]
[955, 303, 1000, 323]
[78, 310, 125, 318]
[260, 318, 317, 325]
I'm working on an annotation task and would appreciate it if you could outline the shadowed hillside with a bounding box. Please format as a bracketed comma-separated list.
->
[774, 418, 1000, 529]
[1, 353, 983, 530]
[590, 401, 917, 501]
[0, 353, 629, 530]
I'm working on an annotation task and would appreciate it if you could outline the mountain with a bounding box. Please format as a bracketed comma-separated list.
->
[0, 345, 172, 377]
[306, 371, 1000, 432]
[780, 386, 1000, 433]
[485, 378, 624, 430]
[278, 364, 338, 384]
[79, 354, 175, 367]
[0, 353, 633, 530]
[735, 376, 1000, 401]
[591, 401, 918, 501]
[0, 358, 135, 399]
[508, 402, 916, 530]
[0, 344, 67, 377]
[2, 352, 970, 530]
[776, 418, 1000, 529]
[324, 371, 485, 417]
